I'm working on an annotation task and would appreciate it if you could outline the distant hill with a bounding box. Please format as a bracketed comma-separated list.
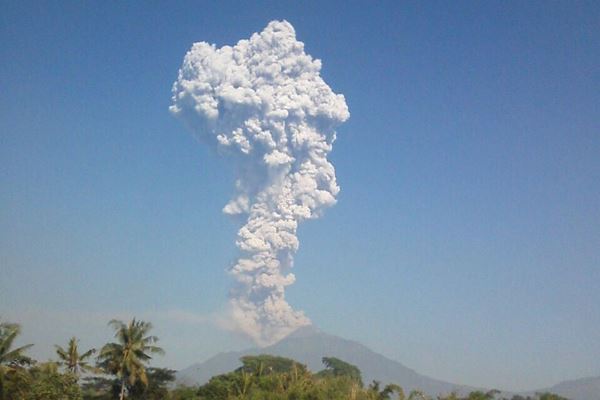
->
[176, 325, 599, 399]
[541, 375, 600, 400]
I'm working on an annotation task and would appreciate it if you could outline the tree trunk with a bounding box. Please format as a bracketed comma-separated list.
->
[119, 378, 126, 400]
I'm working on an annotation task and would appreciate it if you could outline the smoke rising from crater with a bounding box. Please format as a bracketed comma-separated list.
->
[170, 20, 349, 345]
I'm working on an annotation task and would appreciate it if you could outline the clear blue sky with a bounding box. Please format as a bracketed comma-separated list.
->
[1, 0, 598, 392]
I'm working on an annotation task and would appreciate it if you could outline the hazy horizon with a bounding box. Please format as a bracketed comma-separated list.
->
[2, 1, 599, 392]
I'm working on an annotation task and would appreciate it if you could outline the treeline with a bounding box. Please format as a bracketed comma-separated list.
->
[0, 318, 568, 400]
[0, 318, 171, 400]
[192, 355, 565, 400]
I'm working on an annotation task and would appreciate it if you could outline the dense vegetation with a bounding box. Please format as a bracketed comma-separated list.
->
[0, 319, 569, 400]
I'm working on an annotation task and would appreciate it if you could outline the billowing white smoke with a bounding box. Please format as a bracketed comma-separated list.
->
[170, 20, 349, 346]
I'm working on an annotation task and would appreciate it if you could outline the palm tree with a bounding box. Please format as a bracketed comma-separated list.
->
[55, 337, 96, 378]
[0, 320, 33, 400]
[0, 321, 33, 367]
[97, 318, 164, 400]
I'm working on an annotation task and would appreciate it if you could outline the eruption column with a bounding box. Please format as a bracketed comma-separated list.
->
[170, 20, 349, 345]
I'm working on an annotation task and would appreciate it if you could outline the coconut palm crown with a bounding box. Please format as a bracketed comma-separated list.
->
[0, 320, 33, 367]
[55, 337, 96, 376]
[97, 318, 164, 400]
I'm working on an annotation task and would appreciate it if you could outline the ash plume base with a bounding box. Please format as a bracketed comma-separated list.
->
[171, 20, 349, 346]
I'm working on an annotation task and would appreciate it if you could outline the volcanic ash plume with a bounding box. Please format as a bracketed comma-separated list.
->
[170, 20, 349, 345]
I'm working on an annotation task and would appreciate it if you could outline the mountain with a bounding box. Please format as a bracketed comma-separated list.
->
[541, 376, 600, 400]
[176, 326, 600, 399]
[176, 325, 479, 396]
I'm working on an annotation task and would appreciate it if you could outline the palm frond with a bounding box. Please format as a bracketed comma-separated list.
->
[79, 348, 96, 359]
[100, 317, 164, 390]
[2, 344, 34, 362]
[144, 345, 165, 355]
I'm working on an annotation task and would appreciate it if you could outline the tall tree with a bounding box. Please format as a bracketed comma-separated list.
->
[0, 321, 33, 367]
[0, 320, 33, 400]
[237, 354, 308, 376]
[97, 319, 164, 400]
[318, 356, 363, 386]
[127, 368, 176, 400]
[55, 337, 96, 378]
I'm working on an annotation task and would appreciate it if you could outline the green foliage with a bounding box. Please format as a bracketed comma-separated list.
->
[237, 354, 308, 375]
[97, 318, 164, 400]
[55, 337, 97, 377]
[463, 390, 500, 400]
[0, 320, 34, 400]
[0, 361, 82, 400]
[197, 357, 393, 400]
[81, 376, 119, 400]
[365, 380, 404, 400]
[127, 367, 176, 400]
[408, 390, 430, 400]
[28, 362, 83, 400]
[170, 385, 202, 400]
[434, 391, 568, 400]
[535, 393, 568, 400]
[0, 318, 575, 400]
[0, 320, 34, 367]
[316, 356, 363, 387]
[194, 361, 571, 400]
[196, 372, 239, 399]
[1, 365, 32, 400]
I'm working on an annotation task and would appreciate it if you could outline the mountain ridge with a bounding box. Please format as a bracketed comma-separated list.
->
[176, 326, 599, 400]
[176, 325, 479, 396]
